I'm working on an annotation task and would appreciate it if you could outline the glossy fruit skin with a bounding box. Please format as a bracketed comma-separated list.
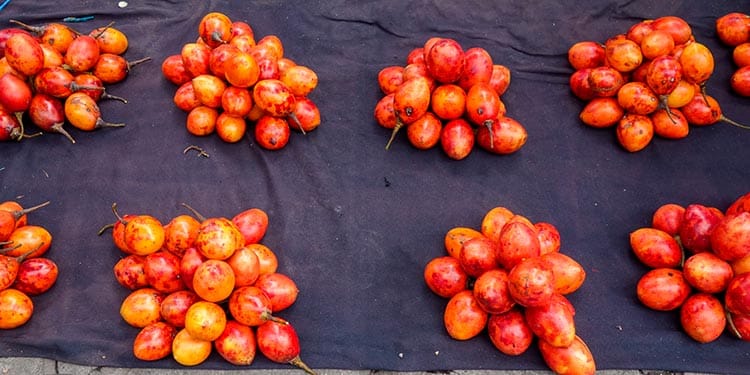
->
[476, 115, 527, 154]
[290, 96, 321, 133]
[679, 42, 714, 87]
[0, 73, 32, 113]
[192, 259, 236, 302]
[215, 113, 247, 143]
[636, 268, 691, 311]
[616, 82, 659, 115]
[64, 35, 100, 73]
[160, 290, 200, 328]
[184, 300, 227, 341]
[457, 47, 493, 90]
[255, 115, 290, 150]
[588, 66, 624, 97]
[682, 252, 734, 294]
[393, 76, 431, 126]
[3, 225, 52, 258]
[715, 12, 750, 47]
[538, 335, 596, 375]
[443, 290, 488, 340]
[225, 52, 260, 88]
[525, 293, 576, 348]
[254, 272, 298, 312]
[172, 327, 212, 367]
[569, 69, 595, 100]
[424, 256, 468, 298]
[725, 273, 750, 316]
[481, 207, 514, 244]
[114, 255, 148, 290]
[0, 289, 33, 329]
[90, 26, 129, 55]
[540, 252, 586, 295]
[199, 12, 233, 48]
[652, 203, 685, 236]
[731, 66, 750, 97]
[186, 105, 217, 136]
[248, 243, 278, 275]
[440, 118, 474, 160]
[473, 268, 514, 314]
[568, 41, 605, 70]
[508, 257, 555, 307]
[679, 204, 724, 254]
[4, 33, 44, 76]
[629, 227, 683, 269]
[214, 320, 256, 365]
[496, 220, 541, 271]
[120, 288, 164, 328]
[377, 66, 404, 95]
[652, 107, 689, 140]
[280, 65, 317, 97]
[646, 55, 682, 96]
[228, 285, 275, 326]
[13, 257, 58, 295]
[164, 215, 200, 258]
[605, 36, 642, 73]
[489, 64, 511, 96]
[680, 293, 726, 343]
[458, 236, 497, 278]
[710, 212, 750, 262]
[444, 227, 484, 259]
[144, 251, 185, 293]
[487, 307, 533, 356]
[425, 38, 465, 84]
[133, 322, 176, 361]
[579, 97, 624, 128]
[227, 247, 261, 288]
[252, 79, 295, 118]
[430, 84, 466, 120]
[536, 222, 561, 255]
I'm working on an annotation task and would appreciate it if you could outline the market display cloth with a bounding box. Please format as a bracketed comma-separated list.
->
[1, 0, 749, 373]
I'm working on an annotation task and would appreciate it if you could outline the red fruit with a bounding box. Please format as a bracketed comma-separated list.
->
[458, 236, 498, 278]
[489, 64, 511, 96]
[725, 273, 750, 316]
[579, 97, 624, 128]
[570, 68, 595, 100]
[507, 257, 554, 307]
[535, 222, 561, 255]
[679, 204, 724, 254]
[64, 35, 100, 73]
[425, 38, 465, 84]
[525, 293, 576, 348]
[731, 66, 750, 97]
[12, 257, 58, 295]
[423, 256, 468, 298]
[144, 251, 185, 293]
[440, 118, 474, 160]
[255, 115, 290, 150]
[652, 204, 685, 236]
[680, 293, 726, 343]
[716, 12, 750, 47]
[496, 220, 541, 271]
[457, 47, 493, 90]
[629, 227, 683, 269]
[4, 33, 44, 76]
[727, 312, 750, 341]
[256, 319, 316, 374]
[377, 65, 404, 95]
[587, 66, 624, 97]
[604, 36, 643, 73]
[443, 290, 488, 340]
[568, 41, 606, 70]
[0, 73, 32, 114]
[113, 255, 148, 290]
[214, 320, 257, 365]
[710, 212, 750, 262]
[540, 252, 586, 295]
[162, 54, 193, 86]
[487, 307, 533, 356]
[254, 272, 299, 312]
[160, 290, 200, 328]
[636, 268, 692, 311]
[133, 322, 176, 361]
[682, 252, 734, 294]
[472, 268, 514, 314]
[232, 208, 268, 245]
[199, 12, 232, 48]
[538, 335, 596, 375]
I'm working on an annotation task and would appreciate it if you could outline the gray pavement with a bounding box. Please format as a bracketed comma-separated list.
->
[0, 358, 716, 375]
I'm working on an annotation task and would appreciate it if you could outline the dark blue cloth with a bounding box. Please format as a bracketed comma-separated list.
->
[1, 0, 749, 373]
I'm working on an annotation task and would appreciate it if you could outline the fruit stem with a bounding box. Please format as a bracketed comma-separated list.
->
[484, 119, 495, 149]
[127, 56, 152, 71]
[16, 242, 43, 262]
[289, 356, 317, 375]
[288, 113, 305, 135]
[96, 222, 114, 236]
[180, 202, 207, 222]
[101, 90, 128, 104]
[183, 145, 210, 158]
[660, 96, 676, 124]
[14, 201, 50, 220]
[110, 202, 128, 225]
[51, 122, 76, 144]
[8, 19, 41, 34]
[726, 310, 743, 340]
[92, 21, 115, 39]
[95, 118, 126, 129]
[0, 243, 21, 254]
[385, 119, 404, 150]
[720, 115, 750, 130]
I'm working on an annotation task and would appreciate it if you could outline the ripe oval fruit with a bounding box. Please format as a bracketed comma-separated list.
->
[424, 256, 468, 298]
[443, 290, 488, 340]
[629, 227, 683, 269]
[184, 300, 227, 341]
[487, 307, 533, 356]
[425, 38, 465, 84]
[0, 289, 33, 329]
[120, 288, 164, 328]
[508, 257, 554, 307]
[133, 322, 176, 361]
[680, 293, 726, 343]
[539, 335, 596, 375]
[682, 252, 734, 294]
[172, 328, 212, 367]
[636, 268, 691, 311]
[192, 259, 235, 302]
